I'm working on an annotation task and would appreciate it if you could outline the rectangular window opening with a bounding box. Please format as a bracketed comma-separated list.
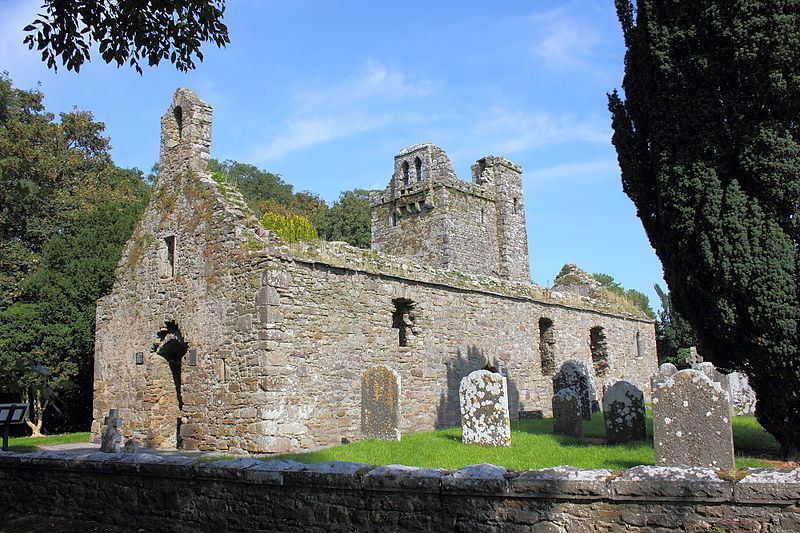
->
[165, 236, 175, 278]
[392, 298, 416, 347]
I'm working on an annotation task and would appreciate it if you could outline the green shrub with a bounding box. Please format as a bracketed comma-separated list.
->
[260, 211, 318, 243]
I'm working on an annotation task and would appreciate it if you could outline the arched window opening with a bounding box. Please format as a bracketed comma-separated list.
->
[539, 317, 555, 375]
[415, 157, 423, 182]
[590, 326, 609, 377]
[401, 161, 410, 186]
[173, 106, 183, 141]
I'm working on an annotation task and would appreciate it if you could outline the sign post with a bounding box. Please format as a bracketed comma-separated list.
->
[0, 404, 29, 451]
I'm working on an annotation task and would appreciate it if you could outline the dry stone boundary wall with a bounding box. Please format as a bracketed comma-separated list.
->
[2, 451, 799, 532]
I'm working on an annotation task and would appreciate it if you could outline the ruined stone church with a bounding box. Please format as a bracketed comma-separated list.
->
[90, 88, 657, 453]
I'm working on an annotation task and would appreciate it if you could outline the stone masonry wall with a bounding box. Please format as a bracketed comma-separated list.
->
[2, 451, 799, 533]
[91, 89, 657, 454]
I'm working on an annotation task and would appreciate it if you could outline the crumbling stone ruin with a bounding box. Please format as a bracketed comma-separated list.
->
[90, 88, 658, 453]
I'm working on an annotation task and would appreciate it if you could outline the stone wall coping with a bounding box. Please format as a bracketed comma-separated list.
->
[256, 244, 653, 324]
[3, 451, 798, 505]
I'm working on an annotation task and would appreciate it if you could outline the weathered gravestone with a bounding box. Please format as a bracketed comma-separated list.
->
[459, 369, 511, 446]
[652, 368, 735, 468]
[602, 376, 640, 397]
[553, 360, 596, 421]
[697, 362, 734, 418]
[650, 362, 678, 392]
[100, 409, 123, 453]
[603, 380, 647, 444]
[728, 371, 757, 415]
[361, 365, 401, 441]
[552, 388, 582, 438]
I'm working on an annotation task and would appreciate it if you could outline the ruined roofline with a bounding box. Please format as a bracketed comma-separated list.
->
[249, 240, 654, 323]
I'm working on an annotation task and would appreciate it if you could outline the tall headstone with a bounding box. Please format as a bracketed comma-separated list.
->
[552, 388, 582, 438]
[361, 366, 401, 441]
[553, 360, 596, 421]
[603, 380, 647, 444]
[459, 370, 511, 446]
[650, 362, 678, 391]
[652, 369, 735, 468]
[100, 409, 123, 453]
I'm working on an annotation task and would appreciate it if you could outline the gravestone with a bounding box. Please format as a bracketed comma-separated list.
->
[686, 346, 703, 367]
[728, 371, 757, 416]
[100, 409, 123, 453]
[553, 360, 596, 421]
[652, 369, 734, 468]
[603, 380, 647, 444]
[361, 366, 401, 441]
[459, 369, 511, 446]
[697, 362, 734, 417]
[552, 388, 582, 438]
[650, 362, 678, 391]
[602, 376, 640, 397]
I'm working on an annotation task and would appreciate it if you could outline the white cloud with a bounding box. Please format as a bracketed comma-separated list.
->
[252, 62, 433, 160]
[529, 6, 603, 69]
[472, 107, 610, 154]
[524, 159, 619, 185]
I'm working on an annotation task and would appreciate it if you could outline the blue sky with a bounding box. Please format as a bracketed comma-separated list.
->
[1, 0, 666, 309]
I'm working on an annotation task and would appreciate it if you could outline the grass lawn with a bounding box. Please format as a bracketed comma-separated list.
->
[5, 432, 91, 453]
[274, 412, 780, 471]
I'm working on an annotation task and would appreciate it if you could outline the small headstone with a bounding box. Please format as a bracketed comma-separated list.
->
[686, 346, 703, 367]
[553, 360, 596, 421]
[650, 362, 678, 391]
[552, 388, 582, 438]
[459, 370, 511, 446]
[100, 409, 123, 453]
[123, 438, 140, 453]
[603, 380, 647, 444]
[361, 365, 401, 441]
[652, 369, 734, 468]
[727, 371, 756, 416]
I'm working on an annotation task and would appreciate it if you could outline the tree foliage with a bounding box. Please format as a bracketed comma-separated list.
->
[23, 0, 230, 73]
[592, 272, 655, 319]
[609, 0, 800, 457]
[0, 74, 147, 307]
[653, 284, 696, 368]
[210, 159, 373, 248]
[208, 159, 327, 220]
[311, 189, 373, 249]
[260, 212, 318, 243]
[0, 74, 149, 434]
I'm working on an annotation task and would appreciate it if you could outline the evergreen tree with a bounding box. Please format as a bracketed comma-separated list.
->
[653, 284, 697, 368]
[609, 1, 800, 458]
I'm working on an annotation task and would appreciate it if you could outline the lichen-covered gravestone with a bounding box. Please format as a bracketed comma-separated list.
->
[100, 409, 123, 453]
[728, 371, 757, 415]
[361, 366, 401, 441]
[650, 362, 678, 392]
[552, 388, 582, 438]
[652, 369, 734, 468]
[553, 360, 596, 421]
[603, 380, 646, 444]
[459, 370, 511, 446]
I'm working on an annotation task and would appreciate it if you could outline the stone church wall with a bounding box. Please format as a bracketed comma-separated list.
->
[91, 89, 657, 454]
